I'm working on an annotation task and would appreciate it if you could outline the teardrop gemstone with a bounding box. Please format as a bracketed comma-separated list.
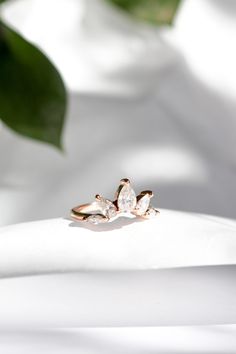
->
[136, 194, 150, 215]
[118, 184, 136, 212]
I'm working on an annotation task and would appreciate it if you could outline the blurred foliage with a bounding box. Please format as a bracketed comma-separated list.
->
[0, 0, 180, 149]
[106, 0, 181, 25]
[0, 17, 66, 149]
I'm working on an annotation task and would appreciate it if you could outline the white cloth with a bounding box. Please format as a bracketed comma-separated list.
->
[1, 209, 236, 277]
[1, 326, 236, 354]
[0, 210, 236, 328]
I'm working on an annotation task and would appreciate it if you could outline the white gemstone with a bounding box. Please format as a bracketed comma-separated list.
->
[136, 194, 150, 215]
[146, 207, 158, 218]
[118, 184, 136, 212]
[87, 214, 105, 224]
[105, 200, 117, 218]
[97, 198, 117, 219]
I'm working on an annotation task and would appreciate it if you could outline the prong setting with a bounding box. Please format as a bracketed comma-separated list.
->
[120, 178, 130, 185]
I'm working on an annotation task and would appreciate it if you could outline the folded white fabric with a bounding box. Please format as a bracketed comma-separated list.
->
[0, 209, 236, 328]
[1, 209, 236, 276]
[1, 326, 236, 354]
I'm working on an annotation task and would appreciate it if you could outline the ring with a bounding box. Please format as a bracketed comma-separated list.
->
[71, 178, 159, 225]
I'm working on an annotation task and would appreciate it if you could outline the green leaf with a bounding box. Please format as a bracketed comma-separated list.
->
[106, 0, 181, 26]
[0, 21, 66, 149]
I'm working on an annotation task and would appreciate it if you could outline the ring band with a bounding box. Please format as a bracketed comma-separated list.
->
[71, 178, 159, 225]
[71, 203, 109, 223]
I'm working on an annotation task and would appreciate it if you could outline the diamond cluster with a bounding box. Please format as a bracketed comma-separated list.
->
[116, 180, 158, 218]
[86, 178, 159, 224]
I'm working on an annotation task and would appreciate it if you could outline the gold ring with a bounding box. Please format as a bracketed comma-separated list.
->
[71, 178, 159, 225]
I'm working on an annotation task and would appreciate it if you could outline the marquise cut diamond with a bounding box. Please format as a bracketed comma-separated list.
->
[145, 207, 158, 218]
[87, 214, 105, 224]
[136, 194, 150, 215]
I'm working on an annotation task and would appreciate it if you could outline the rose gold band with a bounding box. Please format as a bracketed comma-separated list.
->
[71, 202, 109, 223]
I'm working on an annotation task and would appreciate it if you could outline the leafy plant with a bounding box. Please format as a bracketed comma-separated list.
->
[0, 21, 66, 149]
[0, 0, 181, 149]
[106, 0, 181, 25]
